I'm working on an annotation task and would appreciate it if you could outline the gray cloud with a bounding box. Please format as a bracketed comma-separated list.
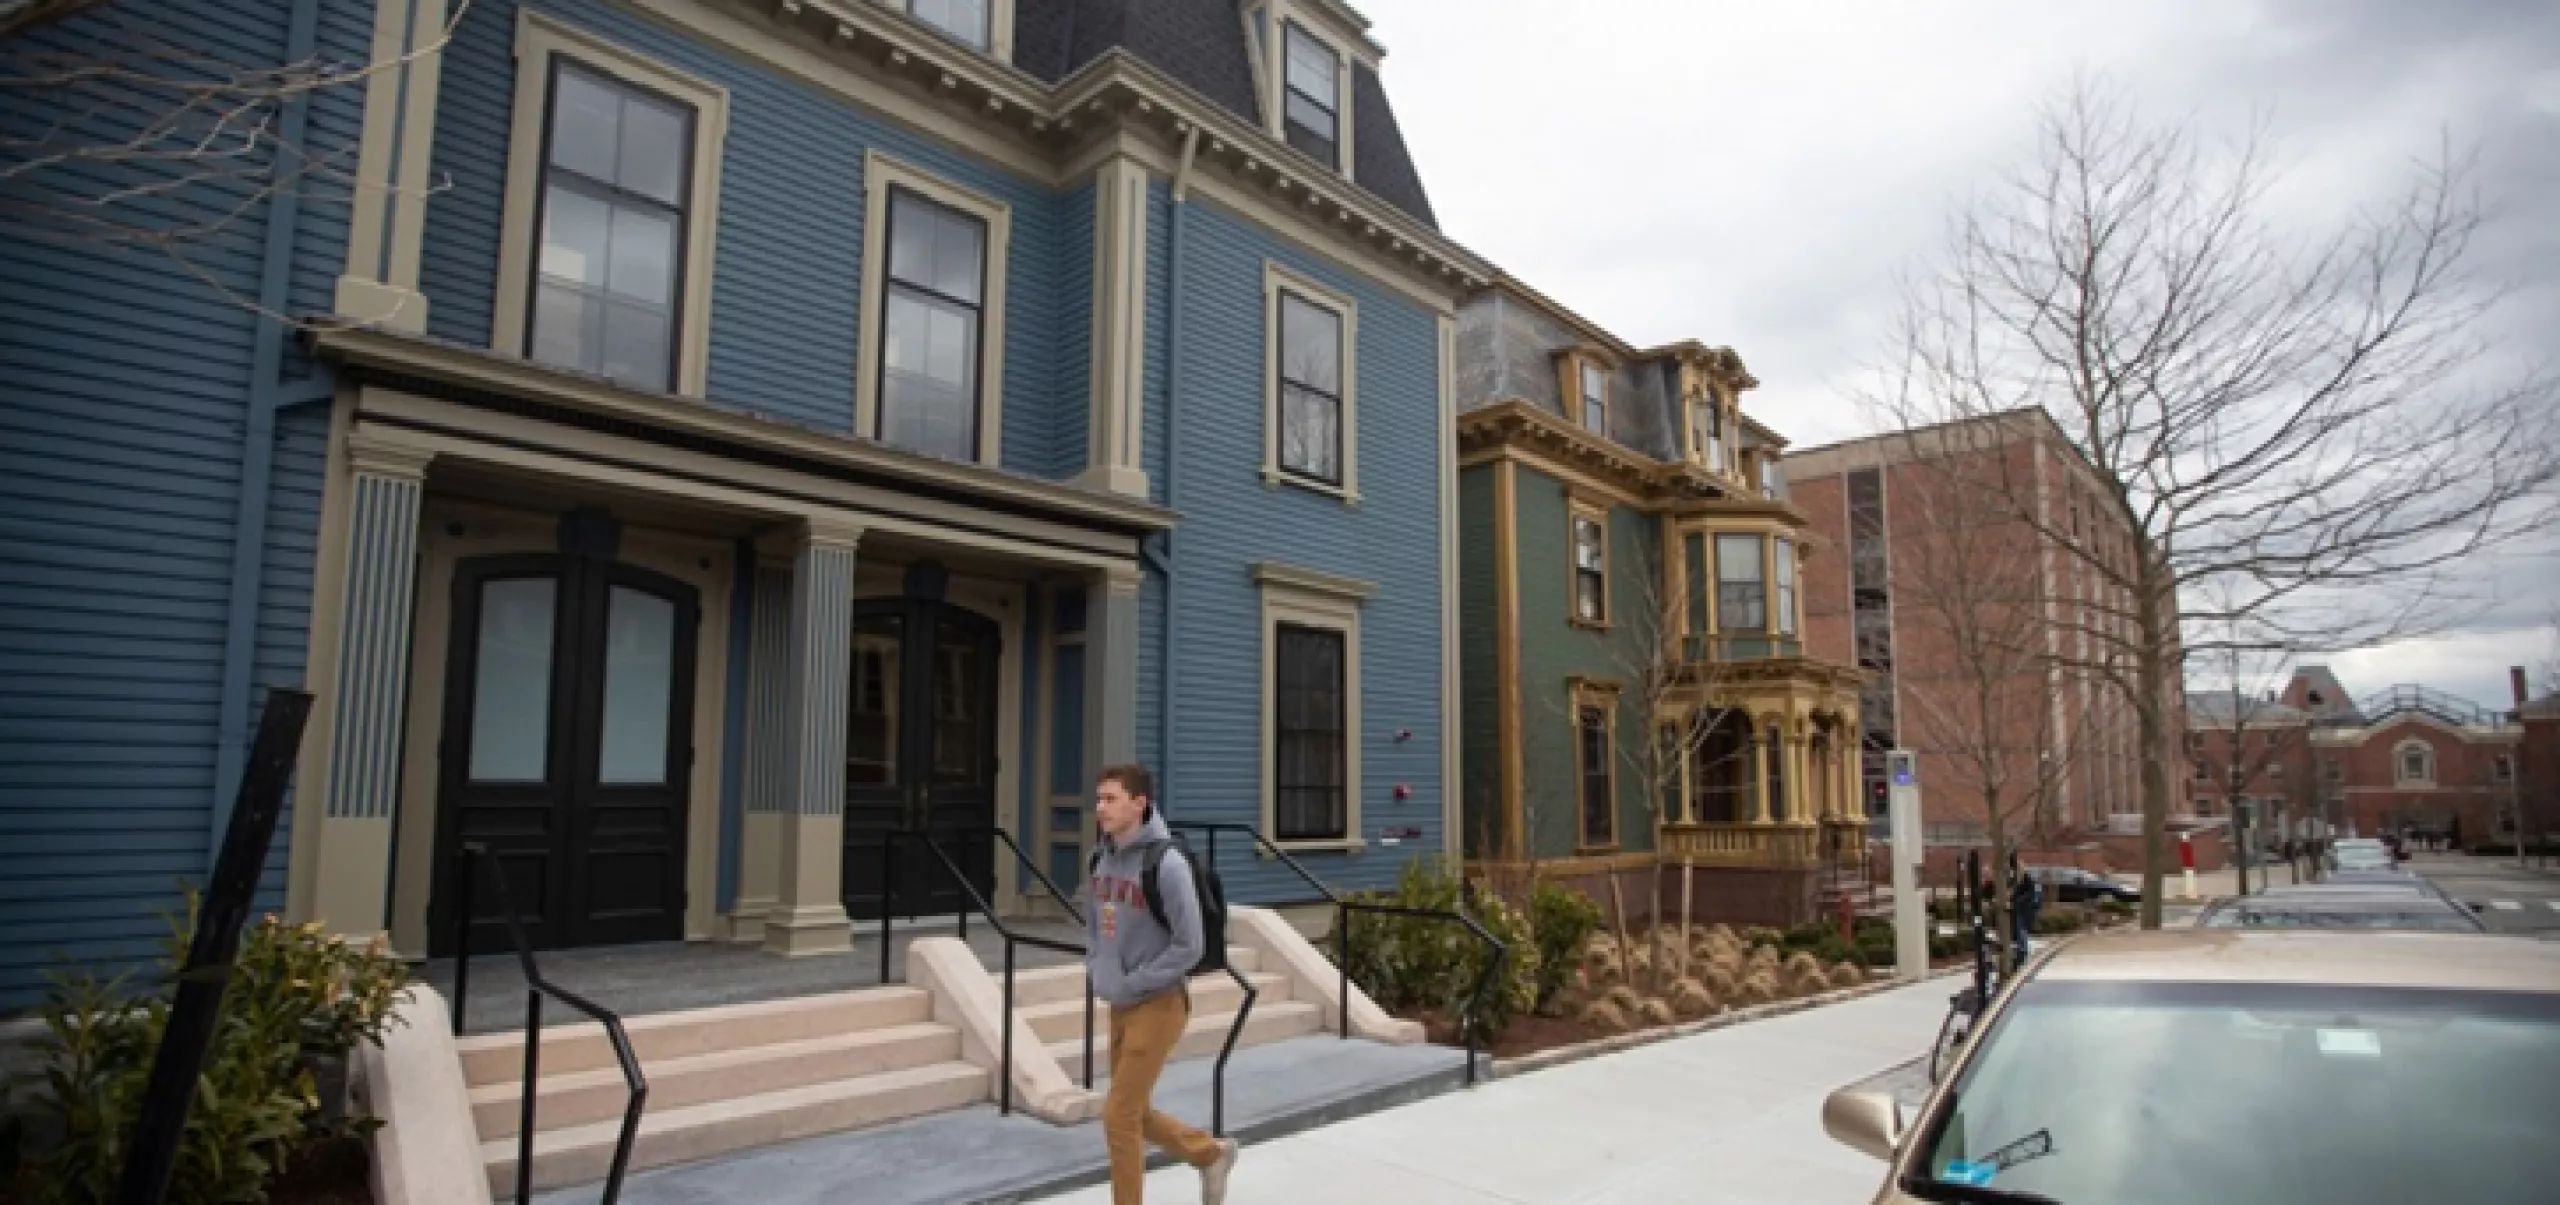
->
[1367, 0, 2560, 690]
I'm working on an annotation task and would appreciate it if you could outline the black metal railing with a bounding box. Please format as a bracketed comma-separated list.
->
[449, 844, 648, 1205]
[874, 826, 1098, 1093]
[903, 831, 1089, 1115]
[1166, 822, 1505, 1091]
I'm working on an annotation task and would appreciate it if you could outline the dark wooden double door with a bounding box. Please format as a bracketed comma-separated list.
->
[430, 554, 698, 956]
[841, 595, 1002, 921]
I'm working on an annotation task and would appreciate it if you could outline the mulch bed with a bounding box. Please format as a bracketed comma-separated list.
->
[265, 1134, 374, 1205]
[1401, 1006, 1614, 1061]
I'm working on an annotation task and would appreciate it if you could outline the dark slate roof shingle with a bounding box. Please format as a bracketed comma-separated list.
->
[1013, 0, 1439, 229]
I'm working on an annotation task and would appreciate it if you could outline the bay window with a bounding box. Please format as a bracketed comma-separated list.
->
[1715, 533, 1766, 632]
[1774, 538, 1796, 636]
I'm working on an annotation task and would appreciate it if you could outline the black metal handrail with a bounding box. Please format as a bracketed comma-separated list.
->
[1166, 821, 1505, 1090]
[908, 832, 1089, 1115]
[876, 826, 1098, 1091]
[450, 844, 648, 1205]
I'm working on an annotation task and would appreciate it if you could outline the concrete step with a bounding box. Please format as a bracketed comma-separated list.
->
[469, 1021, 962, 1141]
[1016, 970, 1291, 1043]
[1049, 998, 1326, 1082]
[481, 1060, 989, 1195]
[1005, 945, 1263, 1007]
[456, 985, 933, 1086]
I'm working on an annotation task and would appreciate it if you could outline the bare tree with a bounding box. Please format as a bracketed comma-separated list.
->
[1885, 438, 2094, 972]
[1, 0, 466, 322]
[1867, 73, 2560, 926]
[2186, 596, 2319, 891]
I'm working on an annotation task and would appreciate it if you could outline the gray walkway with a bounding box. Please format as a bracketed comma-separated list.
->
[420, 919, 1086, 1032]
[1030, 977, 1954, 1204]
[533, 1034, 1476, 1205]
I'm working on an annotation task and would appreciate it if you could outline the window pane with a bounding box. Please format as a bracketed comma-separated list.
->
[606, 203, 677, 305]
[889, 189, 985, 304]
[1283, 121, 1337, 167]
[1275, 624, 1347, 841]
[1575, 518, 1603, 570]
[1717, 533, 1766, 632]
[909, 0, 989, 48]
[846, 621, 902, 786]
[881, 291, 979, 461]
[549, 64, 621, 183]
[597, 587, 676, 784]
[469, 577, 556, 782]
[1580, 707, 1611, 845]
[929, 206, 985, 303]
[530, 280, 603, 375]
[1280, 383, 1340, 482]
[1577, 574, 1603, 622]
[538, 183, 612, 287]
[1279, 293, 1340, 392]
[599, 296, 672, 391]
[1775, 539, 1797, 636]
[615, 90, 688, 206]
[1284, 25, 1337, 108]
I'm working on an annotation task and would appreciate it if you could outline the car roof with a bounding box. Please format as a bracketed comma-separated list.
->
[2035, 929, 2557, 990]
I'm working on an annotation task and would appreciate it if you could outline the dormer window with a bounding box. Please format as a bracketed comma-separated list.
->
[1282, 22, 1340, 167]
[902, 0, 989, 49]
[1578, 362, 1608, 437]
[1763, 456, 1786, 501]
[1688, 391, 1724, 472]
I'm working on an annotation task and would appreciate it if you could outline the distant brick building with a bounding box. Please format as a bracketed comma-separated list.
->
[2189, 667, 2526, 847]
[1788, 410, 2164, 847]
[2506, 667, 2558, 848]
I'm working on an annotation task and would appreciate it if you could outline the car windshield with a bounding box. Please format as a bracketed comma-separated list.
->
[1914, 979, 2560, 1204]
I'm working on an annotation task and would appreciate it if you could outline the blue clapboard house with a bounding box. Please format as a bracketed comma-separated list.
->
[0, 0, 1489, 1009]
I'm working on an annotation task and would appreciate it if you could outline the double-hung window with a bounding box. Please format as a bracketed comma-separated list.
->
[527, 59, 696, 393]
[1763, 456, 1786, 500]
[877, 186, 989, 462]
[1715, 533, 1766, 633]
[904, 0, 990, 49]
[1571, 507, 1608, 625]
[1281, 22, 1339, 167]
[1275, 287, 1346, 485]
[1773, 538, 1797, 636]
[1274, 623, 1348, 842]
[1578, 704, 1615, 847]
[1579, 362, 1609, 437]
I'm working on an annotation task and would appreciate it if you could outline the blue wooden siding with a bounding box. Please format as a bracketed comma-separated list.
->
[0, 0, 344, 1009]
[417, 0, 1092, 480]
[1156, 196, 1448, 901]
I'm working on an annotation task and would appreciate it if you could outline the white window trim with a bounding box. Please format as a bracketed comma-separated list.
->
[1262, 260, 1359, 502]
[855, 149, 1012, 467]
[1258, 6, 1356, 175]
[491, 10, 730, 398]
[2394, 740, 2435, 786]
[1567, 497, 1609, 629]
[874, 0, 1015, 61]
[1256, 562, 1369, 853]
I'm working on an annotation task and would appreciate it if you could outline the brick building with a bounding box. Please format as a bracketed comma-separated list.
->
[1788, 410, 2164, 849]
[2189, 668, 2527, 848]
[2517, 667, 2560, 849]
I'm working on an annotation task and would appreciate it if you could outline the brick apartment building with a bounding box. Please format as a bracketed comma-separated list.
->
[1787, 410, 2164, 850]
[2519, 669, 2560, 848]
[2190, 666, 2530, 847]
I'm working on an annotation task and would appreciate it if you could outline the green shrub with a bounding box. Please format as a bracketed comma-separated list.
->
[1523, 879, 1601, 1013]
[1337, 861, 1540, 1044]
[2035, 907, 2089, 936]
[7, 888, 409, 1205]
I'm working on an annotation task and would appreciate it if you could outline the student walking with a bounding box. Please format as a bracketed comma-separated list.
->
[1084, 763, 1238, 1204]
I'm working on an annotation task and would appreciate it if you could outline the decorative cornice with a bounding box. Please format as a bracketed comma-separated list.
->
[1457, 399, 1713, 504]
[1252, 560, 1376, 601]
[726, 0, 1493, 293]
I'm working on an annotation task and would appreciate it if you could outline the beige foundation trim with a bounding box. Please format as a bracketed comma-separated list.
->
[1259, 568, 1366, 852]
[489, 9, 730, 398]
[1261, 259, 1361, 503]
[854, 149, 1012, 467]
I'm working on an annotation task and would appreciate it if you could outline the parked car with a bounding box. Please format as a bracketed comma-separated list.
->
[1824, 930, 2560, 1203]
[2025, 865, 2142, 904]
[2195, 892, 2487, 933]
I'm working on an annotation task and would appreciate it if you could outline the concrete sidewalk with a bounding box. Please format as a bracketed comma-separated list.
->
[1028, 977, 1955, 1204]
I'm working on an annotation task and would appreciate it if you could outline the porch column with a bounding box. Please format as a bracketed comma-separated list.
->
[730, 557, 794, 940]
[1788, 727, 1814, 826]
[1082, 564, 1142, 779]
[763, 519, 863, 956]
[310, 437, 431, 939]
[1750, 717, 1773, 825]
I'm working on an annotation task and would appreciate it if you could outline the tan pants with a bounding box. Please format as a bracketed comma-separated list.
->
[1104, 987, 1221, 1204]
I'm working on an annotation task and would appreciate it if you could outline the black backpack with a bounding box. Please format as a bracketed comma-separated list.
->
[1090, 832, 1228, 976]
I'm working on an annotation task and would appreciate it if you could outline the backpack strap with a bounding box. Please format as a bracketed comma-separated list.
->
[1139, 840, 1171, 928]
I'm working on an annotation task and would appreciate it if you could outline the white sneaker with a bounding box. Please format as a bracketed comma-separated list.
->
[1200, 1137, 1239, 1204]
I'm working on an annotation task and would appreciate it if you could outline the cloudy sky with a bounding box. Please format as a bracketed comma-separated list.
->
[1362, 0, 2560, 711]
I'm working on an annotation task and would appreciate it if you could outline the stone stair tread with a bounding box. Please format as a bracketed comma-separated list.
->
[466, 1021, 955, 1108]
[1015, 970, 1288, 1021]
[456, 986, 933, 1085]
[480, 1060, 987, 1176]
[1049, 997, 1322, 1061]
[455, 985, 931, 1054]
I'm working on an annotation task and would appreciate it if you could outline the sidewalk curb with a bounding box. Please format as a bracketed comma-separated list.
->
[1491, 966, 1970, 1079]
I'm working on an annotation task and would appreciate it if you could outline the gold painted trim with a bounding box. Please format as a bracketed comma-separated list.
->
[855, 148, 1013, 467]
[1493, 458, 1523, 861]
[1566, 496, 1610, 630]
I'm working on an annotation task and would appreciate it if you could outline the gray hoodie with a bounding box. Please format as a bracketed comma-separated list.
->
[1083, 808, 1204, 1010]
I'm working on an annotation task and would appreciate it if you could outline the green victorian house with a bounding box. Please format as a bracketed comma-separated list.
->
[1453, 277, 1865, 925]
